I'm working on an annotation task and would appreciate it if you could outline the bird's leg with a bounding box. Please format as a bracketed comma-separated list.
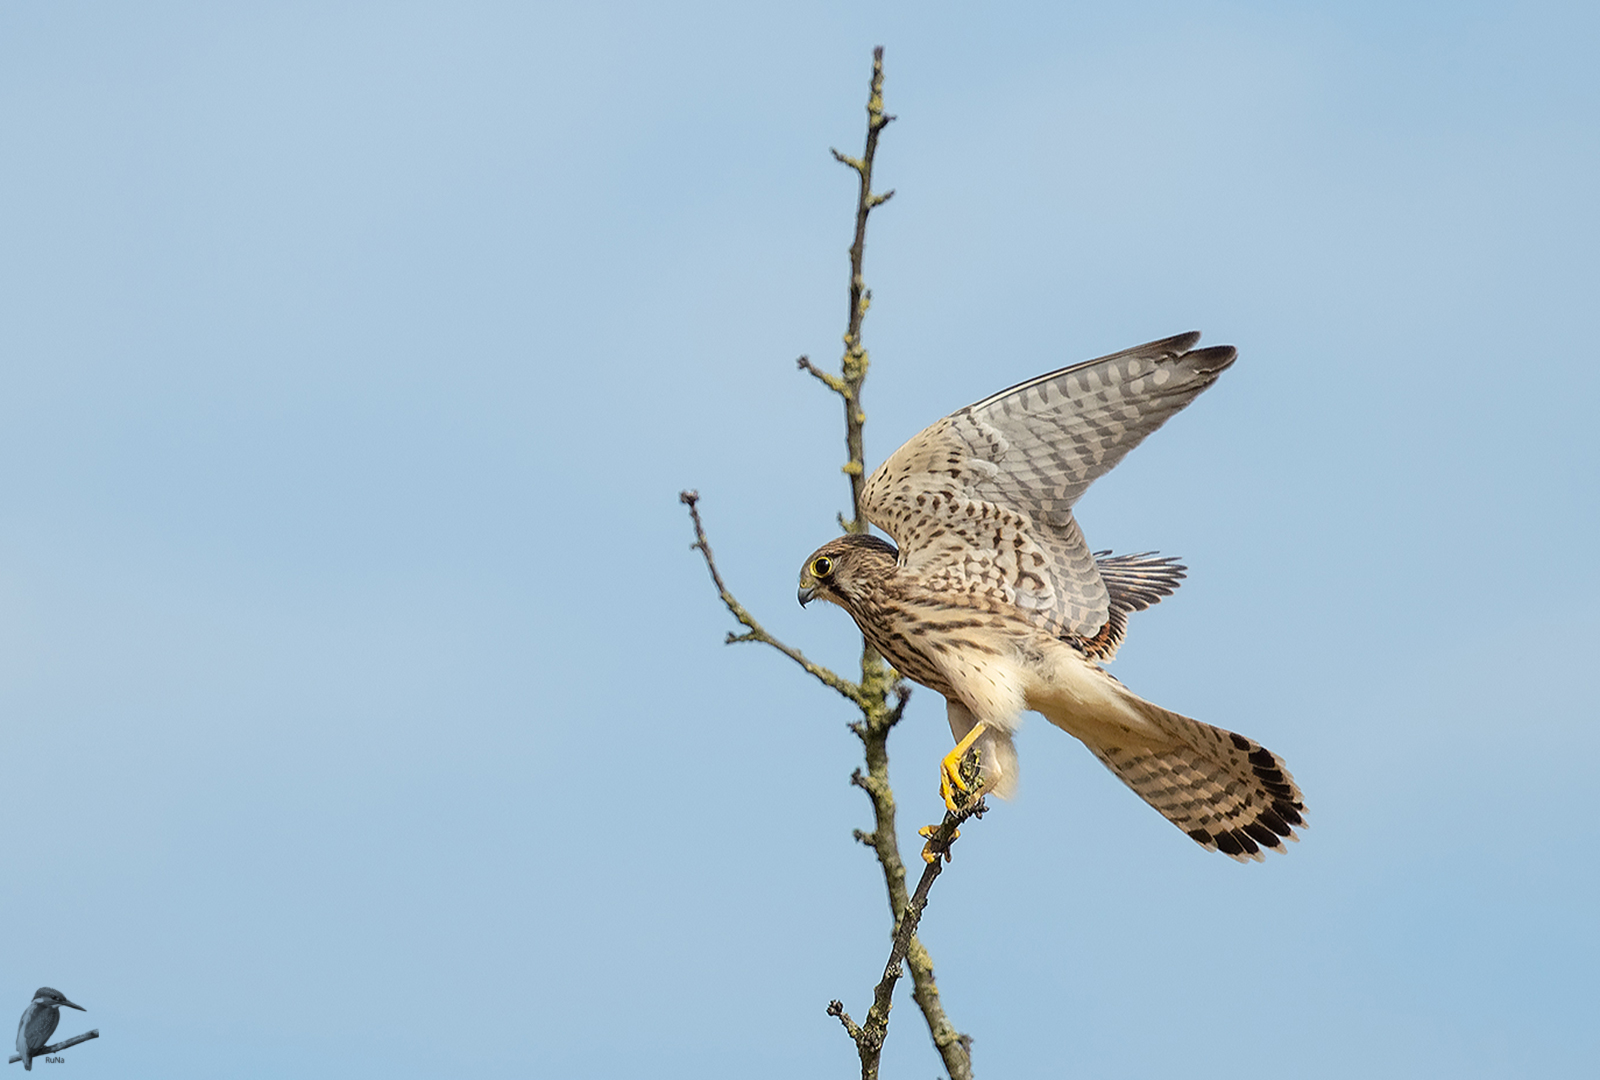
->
[938, 721, 987, 812]
[921, 731, 986, 863]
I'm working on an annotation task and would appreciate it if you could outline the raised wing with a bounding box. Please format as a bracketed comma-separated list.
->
[861, 332, 1234, 638]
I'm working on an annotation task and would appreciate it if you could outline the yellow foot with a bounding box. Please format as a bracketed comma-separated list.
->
[918, 824, 961, 864]
[938, 722, 988, 812]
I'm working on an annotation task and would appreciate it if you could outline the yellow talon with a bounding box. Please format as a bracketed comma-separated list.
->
[938, 722, 987, 812]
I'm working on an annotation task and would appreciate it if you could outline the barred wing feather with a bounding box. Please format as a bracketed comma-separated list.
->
[861, 332, 1235, 639]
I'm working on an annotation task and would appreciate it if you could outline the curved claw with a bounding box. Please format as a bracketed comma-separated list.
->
[938, 761, 964, 813]
[937, 722, 988, 812]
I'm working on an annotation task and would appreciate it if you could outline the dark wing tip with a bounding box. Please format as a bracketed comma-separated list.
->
[1184, 343, 1238, 376]
[1152, 330, 1203, 353]
[1109, 332, 1236, 378]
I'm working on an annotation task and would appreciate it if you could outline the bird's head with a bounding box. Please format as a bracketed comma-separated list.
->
[797, 533, 899, 611]
[32, 989, 83, 1012]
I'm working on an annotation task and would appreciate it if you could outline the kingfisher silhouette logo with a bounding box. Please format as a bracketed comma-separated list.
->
[9, 989, 98, 1070]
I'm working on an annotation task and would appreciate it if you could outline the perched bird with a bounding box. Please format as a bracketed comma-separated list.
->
[15, 987, 84, 1071]
[798, 332, 1306, 862]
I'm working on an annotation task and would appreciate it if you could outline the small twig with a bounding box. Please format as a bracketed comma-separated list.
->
[797, 355, 848, 395]
[679, 491, 867, 708]
[8, 1028, 100, 1063]
[827, 1000, 865, 1042]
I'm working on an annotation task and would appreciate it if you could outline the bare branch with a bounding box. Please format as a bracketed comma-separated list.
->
[8, 1028, 99, 1064]
[816, 47, 976, 1080]
[826, 44, 895, 535]
[797, 355, 848, 395]
[679, 491, 866, 708]
[679, 45, 976, 1080]
[829, 148, 866, 173]
[860, 795, 988, 1040]
[827, 1000, 865, 1042]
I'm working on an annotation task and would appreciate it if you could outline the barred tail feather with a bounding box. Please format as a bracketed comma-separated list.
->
[1086, 697, 1306, 862]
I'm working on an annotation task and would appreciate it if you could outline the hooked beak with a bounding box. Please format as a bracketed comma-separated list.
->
[797, 583, 816, 608]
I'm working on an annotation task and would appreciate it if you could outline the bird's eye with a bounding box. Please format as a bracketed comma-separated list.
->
[811, 556, 834, 578]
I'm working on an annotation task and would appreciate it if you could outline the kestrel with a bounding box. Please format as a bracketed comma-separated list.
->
[797, 332, 1305, 862]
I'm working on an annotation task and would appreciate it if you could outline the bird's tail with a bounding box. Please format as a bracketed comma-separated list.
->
[1073, 687, 1307, 861]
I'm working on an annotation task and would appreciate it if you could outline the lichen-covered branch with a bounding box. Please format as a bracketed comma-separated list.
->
[834, 780, 987, 1080]
[822, 47, 895, 536]
[680, 45, 977, 1080]
[804, 46, 974, 1080]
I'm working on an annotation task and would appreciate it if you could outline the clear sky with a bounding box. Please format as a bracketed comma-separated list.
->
[2, 3, 1597, 1078]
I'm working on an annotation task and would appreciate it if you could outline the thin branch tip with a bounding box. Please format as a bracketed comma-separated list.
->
[798, 355, 848, 395]
[830, 148, 865, 172]
[681, 492, 865, 704]
[828, 1000, 866, 1041]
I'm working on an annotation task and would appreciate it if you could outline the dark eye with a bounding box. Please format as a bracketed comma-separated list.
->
[811, 556, 834, 578]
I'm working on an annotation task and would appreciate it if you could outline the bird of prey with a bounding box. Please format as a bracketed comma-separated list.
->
[15, 987, 84, 1071]
[797, 332, 1305, 862]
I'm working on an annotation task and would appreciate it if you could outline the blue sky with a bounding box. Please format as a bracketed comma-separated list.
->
[2, 3, 1597, 1077]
